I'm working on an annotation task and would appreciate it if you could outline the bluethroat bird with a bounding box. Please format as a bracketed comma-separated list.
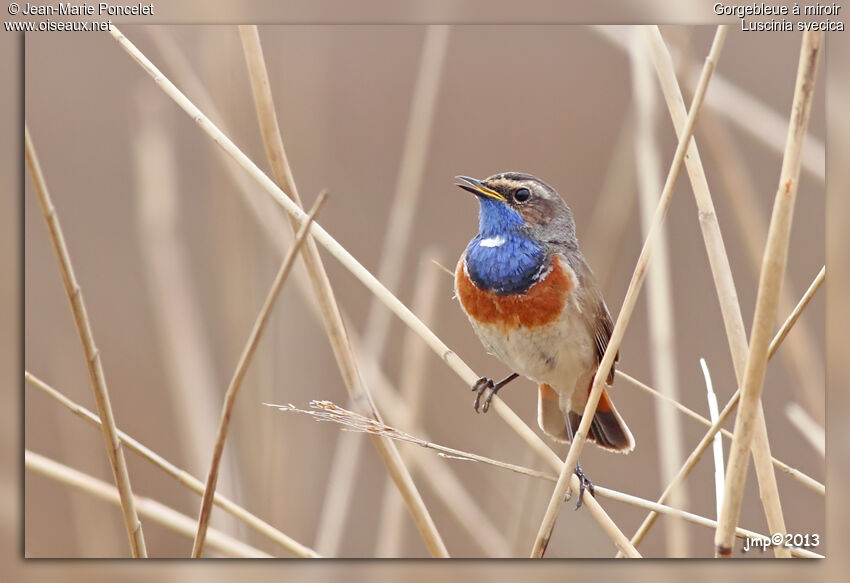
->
[454, 172, 635, 502]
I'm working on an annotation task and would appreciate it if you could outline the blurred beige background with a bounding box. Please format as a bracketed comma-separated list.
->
[3, 1, 848, 579]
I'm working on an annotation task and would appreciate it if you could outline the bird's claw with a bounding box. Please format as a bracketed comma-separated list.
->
[563, 463, 595, 510]
[472, 377, 495, 413]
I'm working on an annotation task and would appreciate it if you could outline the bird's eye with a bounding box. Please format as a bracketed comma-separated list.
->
[514, 187, 531, 203]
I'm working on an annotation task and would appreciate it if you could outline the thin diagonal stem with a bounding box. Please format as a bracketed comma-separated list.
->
[192, 193, 326, 557]
[25, 126, 147, 558]
[26, 451, 269, 558]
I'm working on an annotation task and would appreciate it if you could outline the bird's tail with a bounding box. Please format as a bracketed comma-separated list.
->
[537, 383, 634, 453]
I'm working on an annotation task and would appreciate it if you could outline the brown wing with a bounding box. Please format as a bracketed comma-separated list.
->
[571, 255, 618, 384]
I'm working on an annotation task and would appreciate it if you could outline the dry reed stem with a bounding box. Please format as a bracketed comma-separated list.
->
[109, 25, 631, 556]
[25, 451, 270, 558]
[25, 126, 147, 558]
[269, 400, 820, 559]
[617, 370, 824, 494]
[630, 32, 689, 557]
[376, 248, 448, 557]
[529, 25, 728, 559]
[590, 25, 824, 183]
[715, 30, 822, 558]
[701, 112, 824, 421]
[321, 25, 448, 552]
[772, 266, 825, 354]
[644, 25, 789, 558]
[26, 371, 320, 558]
[625, 263, 827, 550]
[785, 403, 825, 457]
[238, 24, 448, 557]
[363, 25, 450, 358]
[191, 193, 326, 557]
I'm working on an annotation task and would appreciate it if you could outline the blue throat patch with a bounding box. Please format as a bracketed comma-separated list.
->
[465, 198, 545, 296]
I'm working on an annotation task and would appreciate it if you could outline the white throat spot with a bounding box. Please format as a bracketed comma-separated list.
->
[479, 235, 506, 248]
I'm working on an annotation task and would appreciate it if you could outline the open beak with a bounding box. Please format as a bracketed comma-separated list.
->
[455, 175, 506, 202]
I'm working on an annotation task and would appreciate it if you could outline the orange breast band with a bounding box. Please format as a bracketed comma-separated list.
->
[456, 256, 571, 331]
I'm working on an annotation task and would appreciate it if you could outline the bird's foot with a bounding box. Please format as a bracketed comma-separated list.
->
[472, 377, 495, 413]
[472, 373, 519, 413]
[564, 462, 595, 510]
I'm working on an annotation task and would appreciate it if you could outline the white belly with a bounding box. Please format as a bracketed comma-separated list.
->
[467, 303, 596, 399]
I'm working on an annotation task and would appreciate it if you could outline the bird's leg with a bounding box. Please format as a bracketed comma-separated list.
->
[563, 416, 595, 509]
[472, 372, 519, 413]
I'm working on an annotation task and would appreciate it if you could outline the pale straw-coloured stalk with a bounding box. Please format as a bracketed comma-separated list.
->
[25, 126, 147, 558]
[25, 451, 269, 558]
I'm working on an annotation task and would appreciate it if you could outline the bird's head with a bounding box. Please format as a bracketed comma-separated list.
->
[455, 172, 577, 249]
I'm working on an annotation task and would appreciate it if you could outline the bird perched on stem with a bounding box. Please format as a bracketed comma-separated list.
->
[454, 172, 634, 504]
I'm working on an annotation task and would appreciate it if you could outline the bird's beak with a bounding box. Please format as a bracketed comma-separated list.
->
[455, 175, 506, 202]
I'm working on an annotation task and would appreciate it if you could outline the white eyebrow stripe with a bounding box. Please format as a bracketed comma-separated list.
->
[480, 235, 506, 248]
